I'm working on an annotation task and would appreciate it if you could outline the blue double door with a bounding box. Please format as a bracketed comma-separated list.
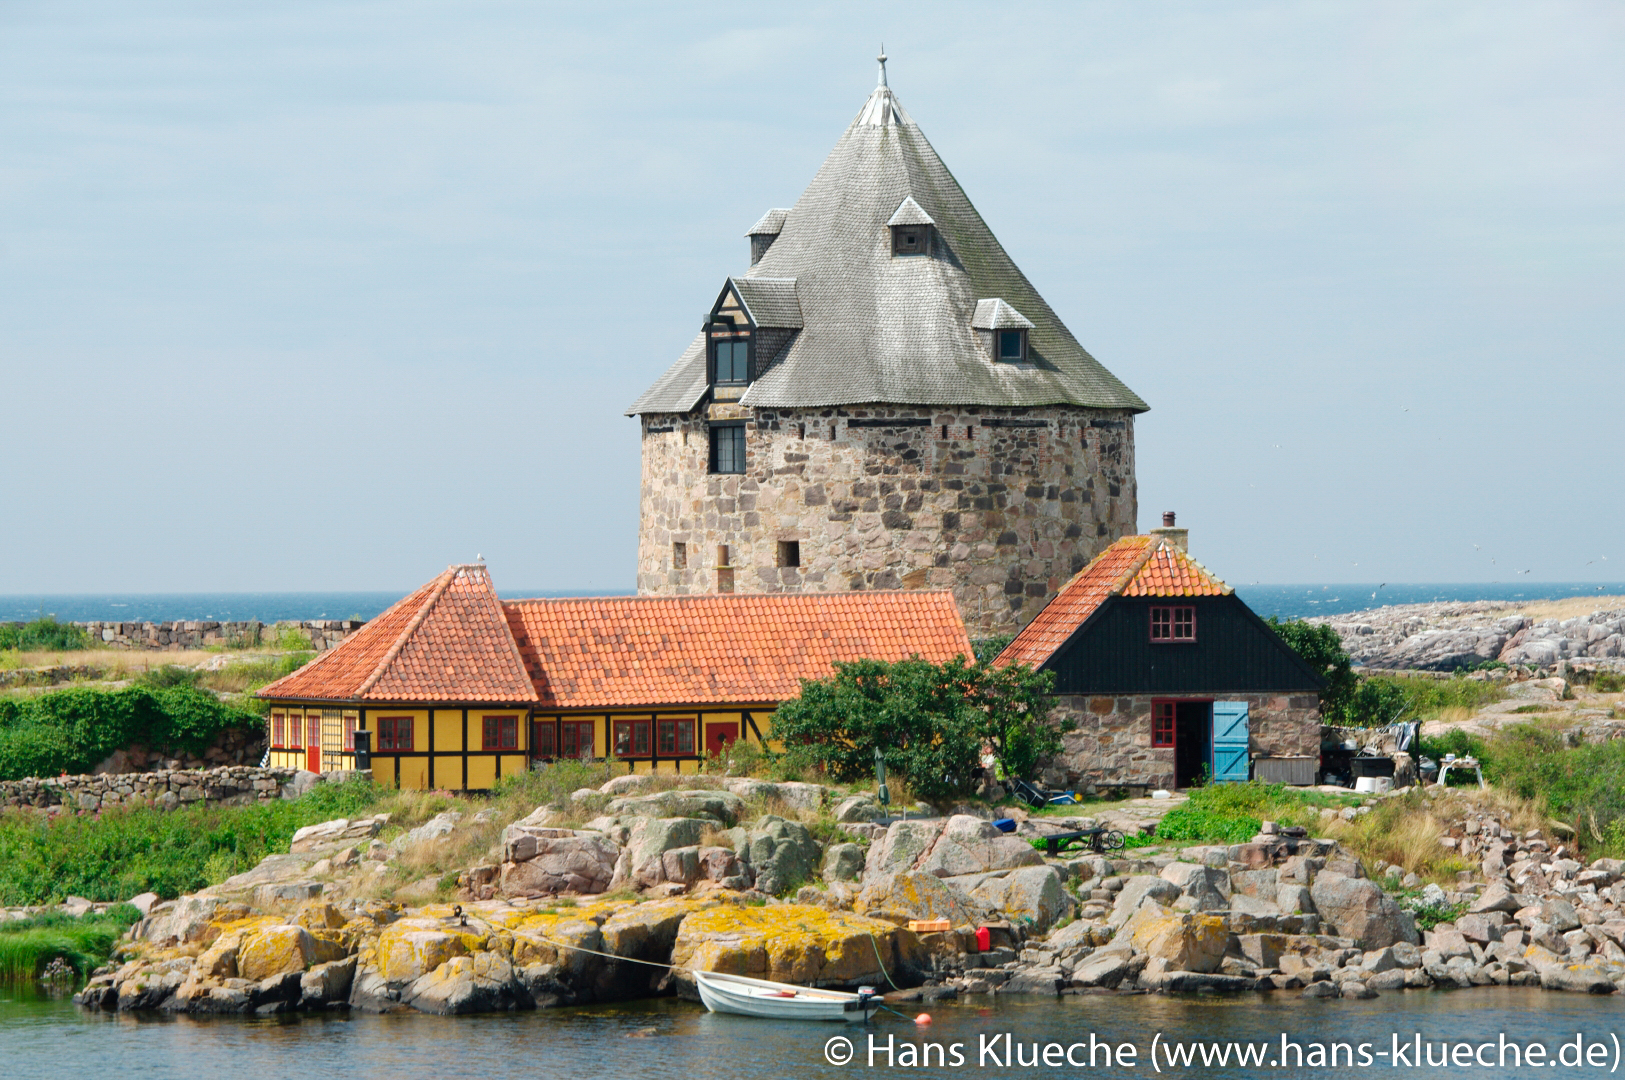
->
[1164, 699, 1250, 786]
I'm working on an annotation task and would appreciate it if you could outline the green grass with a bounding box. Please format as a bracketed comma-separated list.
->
[0, 905, 142, 982]
[0, 779, 384, 905]
[1346, 674, 1506, 726]
[1149, 782, 1358, 847]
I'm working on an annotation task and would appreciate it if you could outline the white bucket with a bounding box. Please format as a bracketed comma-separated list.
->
[1354, 777, 1392, 795]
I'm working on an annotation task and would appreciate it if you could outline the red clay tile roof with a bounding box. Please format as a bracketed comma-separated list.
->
[503, 590, 973, 709]
[259, 565, 539, 704]
[994, 535, 1230, 670]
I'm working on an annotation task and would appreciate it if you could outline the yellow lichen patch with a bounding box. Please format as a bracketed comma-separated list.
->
[237, 924, 317, 981]
[375, 918, 487, 984]
[294, 902, 347, 931]
[671, 903, 910, 987]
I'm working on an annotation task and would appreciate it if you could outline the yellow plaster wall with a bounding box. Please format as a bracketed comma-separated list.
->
[465, 755, 497, 790]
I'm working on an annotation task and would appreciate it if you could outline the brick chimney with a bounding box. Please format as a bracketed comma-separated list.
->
[1150, 510, 1189, 552]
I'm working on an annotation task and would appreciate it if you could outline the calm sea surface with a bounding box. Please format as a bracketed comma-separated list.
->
[3, 583, 1623, 625]
[0, 986, 1621, 1079]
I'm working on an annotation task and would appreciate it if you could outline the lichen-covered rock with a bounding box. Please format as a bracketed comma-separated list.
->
[390, 811, 464, 853]
[1107, 876, 1181, 929]
[739, 816, 821, 896]
[374, 919, 481, 984]
[670, 903, 913, 990]
[1160, 863, 1230, 911]
[237, 924, 317, 981]
[1116, 904, 1228, 974]
[143, 895, 221, 946]
[833, 795, 886, 824]
[867, 816, 1040, 880]
[606, 790, 744, 825]
[857, 870, 987, 926]
[611, 817, 709, 889]
[947, 866, 1070, 933]
[1310, 872, 1419, 950]
[401, 951, 530, 1014]
[823, 842, 867, 883]
[294, 901, 348, 931]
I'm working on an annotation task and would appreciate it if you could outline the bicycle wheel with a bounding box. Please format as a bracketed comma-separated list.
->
[1104, 830, 1125, 851]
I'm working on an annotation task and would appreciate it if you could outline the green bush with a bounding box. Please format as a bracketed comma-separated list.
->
[1480, 725, 1625, 854]
[0, 616, 91, 652]
[769, 655, 1066, 803]
[1150, 781, 1328, 846]
[0, 685, 265, 781]
[0, 780, 382, 905]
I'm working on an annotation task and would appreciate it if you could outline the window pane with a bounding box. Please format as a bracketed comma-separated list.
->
[1000, 330, 1022, 359]
[732, 342, 748, 381]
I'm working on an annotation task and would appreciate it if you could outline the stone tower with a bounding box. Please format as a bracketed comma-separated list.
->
[626, 58, 1147, 636]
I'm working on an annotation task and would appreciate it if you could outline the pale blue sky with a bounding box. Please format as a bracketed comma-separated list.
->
[2, 2, 1621, 593]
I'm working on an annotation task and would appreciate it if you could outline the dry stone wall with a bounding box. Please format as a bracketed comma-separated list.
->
[34, 619, 364, 651]
[1050, 692, 1321, 790]
[637, 404, 1138, 635]
[0, 765, 305, 814]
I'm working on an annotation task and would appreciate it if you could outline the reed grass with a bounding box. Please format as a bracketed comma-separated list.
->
[0, 905, 142, 982]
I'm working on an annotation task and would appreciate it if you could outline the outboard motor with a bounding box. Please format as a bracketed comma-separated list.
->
[856, 986, 879, 1022]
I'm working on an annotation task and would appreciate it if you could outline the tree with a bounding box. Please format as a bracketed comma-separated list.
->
[768, 655, 1071, 803]
[960, 660, 1069, 782]
[1266, 617, 1357, 722]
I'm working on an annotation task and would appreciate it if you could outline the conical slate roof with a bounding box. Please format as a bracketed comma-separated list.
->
[628, 67, 1147, 415]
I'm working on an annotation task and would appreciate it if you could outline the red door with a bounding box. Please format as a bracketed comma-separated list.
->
[705, 722, 739, 756]
[307, 715, 322, 773]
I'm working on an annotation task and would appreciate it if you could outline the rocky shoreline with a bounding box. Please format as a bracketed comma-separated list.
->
[1310, 600, 1625, 673]
[67, 776, 1625, 1016]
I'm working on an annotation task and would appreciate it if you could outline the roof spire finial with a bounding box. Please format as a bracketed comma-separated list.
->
[877, 45, 888, 88]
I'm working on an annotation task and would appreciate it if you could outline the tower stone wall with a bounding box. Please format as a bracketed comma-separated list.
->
[636, 403, 1137, 636]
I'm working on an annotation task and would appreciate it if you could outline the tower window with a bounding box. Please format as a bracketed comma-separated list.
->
[998, 329, 1027, 362]
[672, 542, 687, 569]
[777, 540, 800, 568]
[712, 338, 750, 384]
[891, 224, 930, 256]
[709, 423, 745, 474]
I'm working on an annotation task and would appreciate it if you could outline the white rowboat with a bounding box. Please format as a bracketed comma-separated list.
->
[693, 971, 878, 1023]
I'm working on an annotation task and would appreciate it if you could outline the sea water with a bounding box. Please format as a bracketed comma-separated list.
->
[0, 985, 1621, 1079]
[3, 583, 1623, 625]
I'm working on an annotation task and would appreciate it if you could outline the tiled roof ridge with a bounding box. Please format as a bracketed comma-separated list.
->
[501, 588, 959, 607]
[353, 566, 460, 697]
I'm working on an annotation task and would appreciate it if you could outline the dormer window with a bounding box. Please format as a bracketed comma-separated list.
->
[887, 196, 935, 258]
[712, 335, 750, 384]
[972, 299, 1037, 365]
[998, 329, 1027, 362]
[892, 224, 929, 256]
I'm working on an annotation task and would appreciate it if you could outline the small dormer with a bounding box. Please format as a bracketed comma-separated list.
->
[972, 299, 1036, 364]
[706, 277, 803, 389]
[887, 196, 934, 256]
[747, 208, 789, 266]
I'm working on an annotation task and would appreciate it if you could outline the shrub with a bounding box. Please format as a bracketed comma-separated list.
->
[770, 655, 1068, 803]
[0, 616, 91, 652]
[1268, 618, 1356, 721]
[0, 685, 265, 781]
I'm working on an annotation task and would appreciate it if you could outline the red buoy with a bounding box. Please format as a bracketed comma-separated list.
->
[916, 1012, 932, 1025]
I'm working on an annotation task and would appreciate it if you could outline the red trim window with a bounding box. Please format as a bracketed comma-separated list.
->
[343, 716, 357, 752]
[287, 711, 303, 749]
[483, 715, 519, 751]
[1150, 605, 1196, 642]
[271, 712, 285, 747]
[558, 721, 593, 759]
[658, 719, 696, 755]
[533, 719, 556, 758]
[376, 716, 414, 752]
[1152, 701, 1176, 748]
[613, 719, 651, 757]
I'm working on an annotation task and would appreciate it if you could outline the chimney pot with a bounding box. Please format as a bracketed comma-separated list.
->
[1162, 511, 1176, 527]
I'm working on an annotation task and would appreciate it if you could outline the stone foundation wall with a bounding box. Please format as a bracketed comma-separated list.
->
[0, 765, 304, 814]
[637, 404, 1138, 636]
[1050, 692, 1322, 789]
[25, 619, 365, 651]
